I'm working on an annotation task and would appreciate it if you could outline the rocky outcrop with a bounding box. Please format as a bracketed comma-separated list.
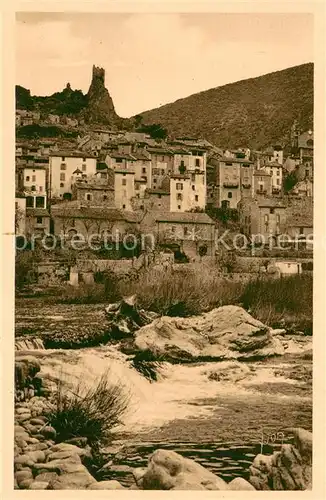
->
[105, 295, 159, 340]
[134, 305, 284, 361]
[84, 65, 118, 125]
[249, 428, 312, 490]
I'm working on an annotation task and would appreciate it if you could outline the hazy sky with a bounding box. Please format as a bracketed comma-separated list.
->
[16, 12, 313, 117]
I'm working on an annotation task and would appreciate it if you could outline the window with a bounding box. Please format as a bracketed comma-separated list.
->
[140, 205, 144, 210]
[158, 194, 162, 199]
[36, 197, 45, 208]
[171, 226, 176, 233]
[15, 202, 18, 209]
[270, 208, 275, 214]
[60, 173, 65, 181]
[26, 197, 33, 208]
[195, 195, 199, 202]
[259, 184, 264, 192]
[300, 227, 304, 234]
[32, 175, 36, 182]
[60, 183, 64, 188]
[83, 158, 86, 162]
[184, 227, 189, 236]
[122, 179, 127, 186]
[161, 169, 165, 175]
[162, 156, 165, 162]
[305, 169, 310, 178]
[116, 158, 122, 163]
[177, 205, 181, 210]
[39, 186, 43, 192]
[276, 169, 280, 176]
[153, 168, 159, 175]
[31, 185, 36, 191]
[135, 184, 140, 190]
[180, 160, 185, 167]
[60, 163, 66, 170]
[177, 193, 182, 200]
[176, 183, 183, 190]
[276, 179, 280, 185]
[277, 215, 280, 224]
[86, 194, 92, 201]
[61, 157, 65, 161]
[195, 158, 200, 167]
[228, 192, 232, 199]
[153, 179, 157, 183]
[122, 204, 126, 209]
[192, 185, 195, 191]
[26, 176, 30, 181]
[82, 164, 87, 172]
[225, 162, 233, 166]
[142, 167, 146, 173]
[36, 217, 43, 225]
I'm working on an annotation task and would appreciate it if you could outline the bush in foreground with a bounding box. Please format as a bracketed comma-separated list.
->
[47, 371, 130, 446]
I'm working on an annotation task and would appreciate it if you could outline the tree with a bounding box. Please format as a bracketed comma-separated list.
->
[138, 123, 168, 140]
[15, 206, 25, 234]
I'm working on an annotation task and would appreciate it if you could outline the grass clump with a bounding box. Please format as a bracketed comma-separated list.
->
[47, 370, 130, 447]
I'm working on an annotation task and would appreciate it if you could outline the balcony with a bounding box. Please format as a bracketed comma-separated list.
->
[256, 189, 267, 195]
[223, 182, 239, 188]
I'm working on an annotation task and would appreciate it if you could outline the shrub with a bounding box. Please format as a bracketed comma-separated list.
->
[47, 370, 130, 446]
[121, 268, 241, 317]
[15, 251, 39, 290]
[59, 284, 107, 304]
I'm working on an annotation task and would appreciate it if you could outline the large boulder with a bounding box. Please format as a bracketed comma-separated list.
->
[15, 356, 41, 389]
[249, 428, 312, 490]
[141, 449, 228, 490]
[134, 305, 284, 361]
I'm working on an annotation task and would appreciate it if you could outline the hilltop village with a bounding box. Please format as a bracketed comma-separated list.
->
[15, 68, 313, 283]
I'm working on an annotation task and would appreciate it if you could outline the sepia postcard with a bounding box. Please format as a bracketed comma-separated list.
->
[1, 1, 325, 498]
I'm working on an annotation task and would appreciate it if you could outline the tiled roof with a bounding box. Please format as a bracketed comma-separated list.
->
[146, 189, 170, 195]
[155, 212, 215, 225]
[254, 170, 272, 176]
[257, 199, 286, 208]
[51, 203, 140, 222]
[220, 157, 253, 164]
[109, 153, 136, 161]
[147, 147, 174, 155]
[26, 208, 50, 217]
[50, 151, 97, 159]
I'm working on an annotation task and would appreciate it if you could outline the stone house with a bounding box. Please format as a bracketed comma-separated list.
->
[252, 170, 272, 197]
[25, 208, 51, 236]
[214, 157, 254, 209]
[51, 203, 140, 240]
[259, 162, 283, 194]
[147, 147, 174, 189]
[114, 169, 135, 211]
[49, 151, 97, 200]
[289, 179, 313, 197]
[71, 180, 115, 206]
[238, 198, 287, 241]
[170, 173, 206, 212]
[140, 211, 216, 259]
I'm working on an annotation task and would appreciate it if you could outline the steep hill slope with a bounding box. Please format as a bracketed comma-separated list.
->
[137, 63, 313, 149]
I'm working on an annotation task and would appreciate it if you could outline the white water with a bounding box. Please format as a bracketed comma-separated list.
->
[19, 345, 310, 435]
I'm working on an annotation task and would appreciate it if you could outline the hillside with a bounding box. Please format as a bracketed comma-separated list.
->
[137, 63, 313, 149]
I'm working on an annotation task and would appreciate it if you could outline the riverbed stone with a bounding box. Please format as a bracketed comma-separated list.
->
[228, 477, 256, 490]
[40, 426, 56, 440]
[132, 467, 147, 487]
[29, 481, 49, 490]
[88, 480, 125, 490]
[142, 449, 228, 490]
[15, 469, 33, 485]
[18, 478, 34, 489]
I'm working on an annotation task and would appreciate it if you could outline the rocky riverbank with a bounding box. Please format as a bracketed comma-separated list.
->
[14, 353, 312, 490]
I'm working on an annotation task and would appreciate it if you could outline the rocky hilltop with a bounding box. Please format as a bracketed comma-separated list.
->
[137, 63, 314, 149]
[16, 65, 125, 127]
[82, 65, 119, 125]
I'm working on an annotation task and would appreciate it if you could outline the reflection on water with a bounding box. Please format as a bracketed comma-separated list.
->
[105, 438, 294, 487]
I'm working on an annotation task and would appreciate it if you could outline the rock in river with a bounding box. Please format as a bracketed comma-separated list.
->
[134, 305, 284, 361]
